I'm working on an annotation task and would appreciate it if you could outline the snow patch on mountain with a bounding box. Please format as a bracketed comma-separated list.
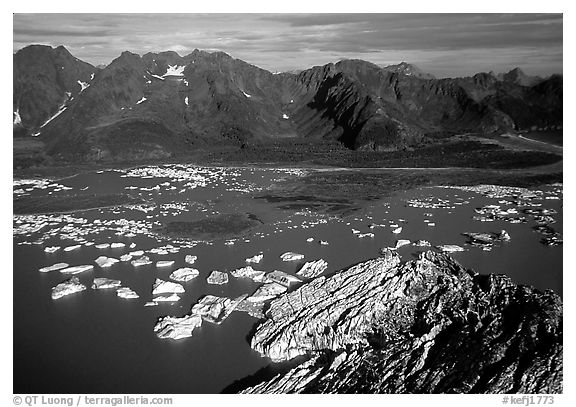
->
[163, 65, 185, 77]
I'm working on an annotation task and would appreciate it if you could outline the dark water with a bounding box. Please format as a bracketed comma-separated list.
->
[13, 166, 562, 393]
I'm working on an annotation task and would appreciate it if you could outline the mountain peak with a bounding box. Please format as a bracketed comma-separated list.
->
[382, 62, 435, 79]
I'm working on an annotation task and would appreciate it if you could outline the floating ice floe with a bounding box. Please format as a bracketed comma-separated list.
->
[207, 271, 228, 285]
[297, 259, 328, 279]
[170, 268, 199, 282]
[319, 240, 329, 245]
[436, 245, 465, 253]
[266, 270, 301, 287]
[64, 244, 82, 252]
[156, 260, 175, 268]
[95, 243, 110, 249]
[392, 227, 402, 234]
[357, 232, 374, 239]
[185, 255, 197, 264]
[120, 254, 133, 262]
[144, 301, 158, 307]
[110, 242, 125, 249]
[306, 238, 314, 243]
[154, 314, 203, 340]
[235, 300, 266, 319]
[52, 277, 86, 299]
[282, 114, 289, 119]
[129, 250, 144, 257]
[191, 294, 247, 324]
[152, 278, 185, 295]
[246, 253, 263, 264]
[44, 246, 60, 253]
[413, 240, 431, 247]
[230, 265, 267, 282]
[427, 223, 436, 227]
[393, 239, 411, 250]
[280, 252, 304, 262]
[60, 265, 94, 274]
[117, 287, 139, 299]
[95, 256, 120, 268]
[153, 294, 180, 302]
[39, 262, 69, 273]
[131, 256, 152, 267]
[92, 277, 121, 290]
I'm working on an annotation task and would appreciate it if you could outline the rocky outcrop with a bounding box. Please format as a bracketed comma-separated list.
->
[243, 251, 562, 393]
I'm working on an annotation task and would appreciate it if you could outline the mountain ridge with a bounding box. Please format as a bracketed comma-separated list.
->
[13, 45, 563, 163]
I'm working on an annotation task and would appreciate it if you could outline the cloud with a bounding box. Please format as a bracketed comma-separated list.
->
[13, 13, 562, 77]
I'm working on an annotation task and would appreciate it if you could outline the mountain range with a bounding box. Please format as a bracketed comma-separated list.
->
[13, 45, 562, 162]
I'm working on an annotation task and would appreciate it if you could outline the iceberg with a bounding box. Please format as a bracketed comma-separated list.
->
[297, 259, 328, 279]
[64, 244, 82, 252]
[436, 244, 465, 253]
[60, 265, 94, 274]
[170, 267, 199, 282]
[413, 240, 431, 247]
[230, 265, 267, 282]
[156, 260, 175, 268]
[95, 256, 120, 268]
[52, 276, 86, 299]
[266, 270, 302, 287]
[153, 293, 180, 302]
[207, 270, 229, 285]
[39, 262, 69, 273]
[185, 255, 197, 264]
[235, 300, 266, 319]
[152, 278, 185, 295]
[154, 314, 203, 340]
[44, 246, 60, 253]
[120, 254, 133, 262]
[92, 277, 122, 289]
[392, 227, 403, 234]
[129, 250, 144, 257]
[246, 253, 264, 264]
[110, 242, 125, 249]
[394, 239, 411, 249]
[280, 252, 304, 262]
[131, 256, 152, 267]
[95, 243, 110, 249]
[117, 287, 139, 299]
[191, 294, 247, 324]
[144, 301, 158, 307]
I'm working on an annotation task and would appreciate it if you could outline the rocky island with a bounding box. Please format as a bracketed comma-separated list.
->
[240, 251, 562, 393]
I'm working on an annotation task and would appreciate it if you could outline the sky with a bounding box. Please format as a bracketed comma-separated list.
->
[13, 13, 563, 78]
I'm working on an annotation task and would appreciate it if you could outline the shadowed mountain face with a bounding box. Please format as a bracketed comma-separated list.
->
[13, 45, 563, 162]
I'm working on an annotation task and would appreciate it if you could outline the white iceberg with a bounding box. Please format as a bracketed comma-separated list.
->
[154, 314, 203, 340]
[52, 277, 86, 299]
[436, 244, 465, 253]
[394, 239, 411, 249]
[297, 259, 328, 279]
[44, 246, 60, 253]
[170, 268, 199, 282]
[245, 253, 263, 263]
[185, 255, 197, 264]
[120, 254, 133, 262]
[156, 260, 175, 268]
[153, 293, 180, 302]
[230, 265, 267, 282]
[95, 243, 110, 249]
[39, 262, 69, 273]
[392, 227, 403, 234]
[265, 270, 302, 287]
[207, 271, 228, 285]
[144, 301, 158, 307]
[60, 265, 94, 274]
[280, 252, 304, 262]
[129, 250, 144, 257]
[117, 287, 139, 299]
[64, 244, 82, 252]
[95, 256, 119, 268]
[92, 277, 122, 290]
[131, 256, 152, 267]
[110, 242, 125, 249]
[152, 278, 185, 295]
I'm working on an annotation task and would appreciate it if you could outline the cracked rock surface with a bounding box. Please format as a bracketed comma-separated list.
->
[243, 251, 562, 393]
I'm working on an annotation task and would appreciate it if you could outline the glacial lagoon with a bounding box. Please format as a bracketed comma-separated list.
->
[13, 165, 562, 393]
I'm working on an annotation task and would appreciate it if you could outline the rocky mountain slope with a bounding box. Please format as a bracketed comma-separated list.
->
[241, 251, 562, 393]
[13, 45, 563, 162]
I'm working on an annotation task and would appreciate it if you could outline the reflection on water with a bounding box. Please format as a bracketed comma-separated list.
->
[13, 165, 562, 393]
